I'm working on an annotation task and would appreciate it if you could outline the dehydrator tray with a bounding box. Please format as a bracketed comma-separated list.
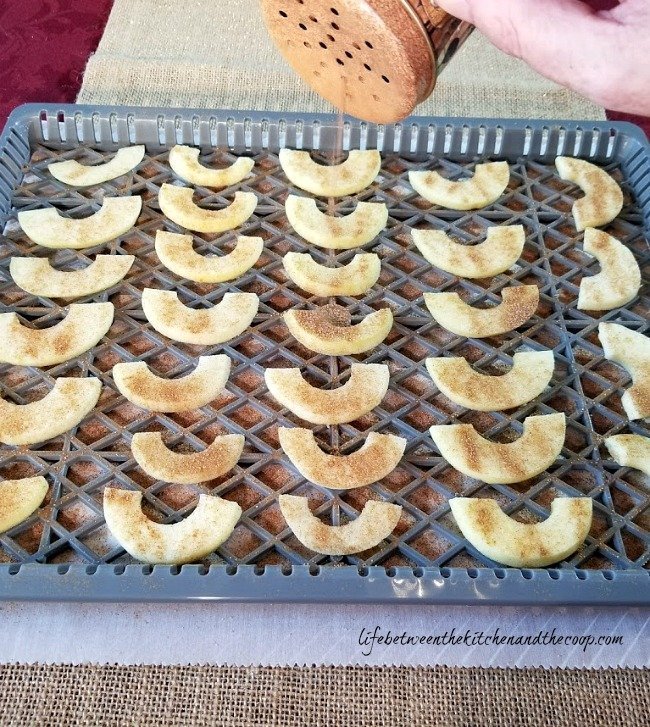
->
[0, 104, 648, 604]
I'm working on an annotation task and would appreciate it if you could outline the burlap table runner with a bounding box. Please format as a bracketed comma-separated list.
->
[78, 0, 604, 119]
[1, 664, 647, 726]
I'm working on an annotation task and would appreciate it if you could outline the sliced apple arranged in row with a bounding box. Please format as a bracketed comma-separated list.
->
[599, 323, 650, 420]
[10, 255, 134, 299]
[48, 146, 145, 187]
[426, 351, 555, 412]
[0, 477, 49, 534]
[141, 289, 258, 345]
[0, 302, 114, 367]
[279, 149, 381, 197]
[578, 229, 641, 311]
[168, 146, 254, 188]
[424, 286, 539, 338]
[283, 252, 380, 297]
[285, 196, 387, 249]
[155, 231, 262, 283]
[284, 303, 392, 355]
[131, 432, 244, 485]
[430, 413, 565, 485]
[409, 161, 510, 210]
[278, 427, 406, 490]
[556, 156, 623, 231]
[158, 185, 256, 233]
[412, 225, 524, 279]
[113, 355, 230, 413]
[103, 488, 242, 565]
[18, 197, 141, 249]
[0, 377, 101, 445]
[450, 497, 592, 568]
[265, 363, 389, 425]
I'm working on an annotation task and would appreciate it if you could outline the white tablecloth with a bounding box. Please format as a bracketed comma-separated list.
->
[1, 601, 646, 667]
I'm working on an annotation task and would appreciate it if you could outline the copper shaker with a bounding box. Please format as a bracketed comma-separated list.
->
[260, 0, 473, 123]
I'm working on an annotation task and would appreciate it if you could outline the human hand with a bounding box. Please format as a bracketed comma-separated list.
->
[436, 0, 650, 115]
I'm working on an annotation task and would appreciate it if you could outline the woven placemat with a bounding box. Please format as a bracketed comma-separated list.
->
[77, 0, 605, 120]
[0, 664, 647, 726]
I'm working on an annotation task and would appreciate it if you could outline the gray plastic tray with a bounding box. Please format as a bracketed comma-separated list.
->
[0, 103, 648, 604]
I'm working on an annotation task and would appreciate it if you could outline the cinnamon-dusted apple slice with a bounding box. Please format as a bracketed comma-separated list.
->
[141, 289, 258, 345]
[555, 157, 623, 231]
[450, 497, 592, 567]
[412, 226, 525, 278]
[113, 355, 230, 412]
[279, 495, 401, 555]
[103, 488, 241, 564]
[604, 434, 650, 476]
[278, 427, 406, 489]
[426, 351, 554, 411]
[265, 363, 389, 424]
[10, 255, 135, 298]
[423, 286, 538, 338]
[283, 252, 380, 297]
[0, 302, 114, 366]
[0, 477, 49, 533]
[279, 149, 381, 197]
[0, 377, 101, 445]
[169, 146, 254, 188]
[285, 196, 388, 249]
[409, 161, 510, 210]
[158, 184, 256, 233]
[48, 146, 145, 187]
[131, 432, 244, 484]
[284, 303, 392, 355]
[18, 197, 141, 249]
[599, 323, 650, 420]
[155, 231, 262, 283]
[430, 413, 565, 484]
[578, 228, 641, 310]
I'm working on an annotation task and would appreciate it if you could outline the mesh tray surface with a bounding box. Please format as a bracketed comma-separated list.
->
[0, 105, 648, 603]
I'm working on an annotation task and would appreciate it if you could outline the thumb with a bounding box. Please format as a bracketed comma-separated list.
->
[435, 0, 615, 100]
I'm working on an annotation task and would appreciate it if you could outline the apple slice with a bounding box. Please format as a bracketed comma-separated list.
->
[285, 196, 387, 248]
[279, 427, 406, 489]
[426, 351, 554, 411]
[283, 252, 380, 297]
[556, 156, 623, 230]
[279, 495, 401, 555]
[0, 377, 101, 445]
[142, 289, 258, 345]
[412, 226, 524, 278]
[450, 497, 592, 567]
[113, 355, 230, 412]
[265, 363, 389, 424]
[578, 228, 641, 310]
[409, 161, 509, 210]
[0, 302, 114, 366]
[604, 434, 650, 476]
[430, 413, 566, 484]
[0, 477, 49, 533]
[48, 146, 145, 187]
[103, 489, 241, 564]
[423, 286, 538, 338]
[284, 303, 392, 355]
[168, 146, 254, 188]
[131, 432, 244, 484]
[279, 149, 381, 197]
[155, 231, 262, 283]
[10, 255, 134, 298]
[158, 184, 256, 233]
[599, 323, 650, 420]
[18, 197, 141, 249]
